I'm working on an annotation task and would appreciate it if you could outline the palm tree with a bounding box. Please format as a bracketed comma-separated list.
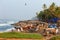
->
[37, 3, 60, 23]
[49, 2, 56, 11]
[55, 7, 60, 18]
[43, 4, 47, 10]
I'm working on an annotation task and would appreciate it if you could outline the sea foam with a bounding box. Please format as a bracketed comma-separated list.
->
[0, 21, 15, 26]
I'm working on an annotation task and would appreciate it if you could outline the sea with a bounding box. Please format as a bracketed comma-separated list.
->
[0, 19, 18, 32]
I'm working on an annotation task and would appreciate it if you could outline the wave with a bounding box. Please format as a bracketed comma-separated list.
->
[4, 28, 15, 32]
[0, 28, 15, 33]
[6, 21, 15, 24]
[0, 24, 10, 26]
[0, 21, 15, 26]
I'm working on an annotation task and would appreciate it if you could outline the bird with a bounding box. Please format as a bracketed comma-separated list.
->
[25, 3, 27, 6]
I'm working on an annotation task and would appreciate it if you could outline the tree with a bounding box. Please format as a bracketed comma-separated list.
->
[54, 7, 60, 18]
[49, 2, 56, 11]
[43, 4, 47, 10]
[37, 3, 60, 23]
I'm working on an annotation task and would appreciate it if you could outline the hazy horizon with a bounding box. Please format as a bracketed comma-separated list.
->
[0, 0, 60, 21]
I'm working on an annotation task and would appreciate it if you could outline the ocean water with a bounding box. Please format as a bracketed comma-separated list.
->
[0, 19, 18, 32]
[0, 25, 15, 32]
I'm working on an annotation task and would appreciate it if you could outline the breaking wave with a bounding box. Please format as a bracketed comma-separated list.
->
[0, 28, 15, 33]
[0, 21, 15, 26]
[4, 28, 15, 32]
[0, 21, 16, 32]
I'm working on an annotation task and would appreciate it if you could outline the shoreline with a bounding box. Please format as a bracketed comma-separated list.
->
[0, 28, 15, 33]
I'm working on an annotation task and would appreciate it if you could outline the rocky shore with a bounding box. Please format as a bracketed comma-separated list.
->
[11, 20, 48, 33]
[11, 20, 60, 35]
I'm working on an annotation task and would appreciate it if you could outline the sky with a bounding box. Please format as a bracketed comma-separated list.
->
[0, 0, 60, 21]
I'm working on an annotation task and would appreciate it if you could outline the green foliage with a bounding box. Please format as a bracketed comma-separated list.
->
[37, 2, 60, 22]
[0, 32, 43, 39]
[50, 36, 60, 40]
